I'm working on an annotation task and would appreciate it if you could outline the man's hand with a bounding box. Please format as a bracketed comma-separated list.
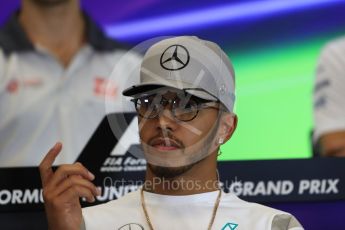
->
[39, 142, 100, 230]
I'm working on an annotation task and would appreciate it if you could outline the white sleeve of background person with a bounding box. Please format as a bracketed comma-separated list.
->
[0, 49, 6, 91]
[0, 49, 11, 128]
[313, 37, 345, 142]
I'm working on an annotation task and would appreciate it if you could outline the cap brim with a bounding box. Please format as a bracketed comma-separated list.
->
[122, 83, 218, 103]
[122, 84, 168, 97]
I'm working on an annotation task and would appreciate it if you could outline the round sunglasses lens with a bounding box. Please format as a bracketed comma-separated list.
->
[174, 99, 198, 121]
[136, 98, 156, 118]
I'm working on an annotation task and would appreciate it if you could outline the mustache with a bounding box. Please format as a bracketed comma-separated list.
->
[148, 132, 184, 148]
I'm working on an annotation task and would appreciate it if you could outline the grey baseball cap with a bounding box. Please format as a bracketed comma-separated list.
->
[122, 36, 236, 112]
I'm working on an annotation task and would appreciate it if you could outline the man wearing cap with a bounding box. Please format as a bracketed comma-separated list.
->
[39, 36, 304, 230]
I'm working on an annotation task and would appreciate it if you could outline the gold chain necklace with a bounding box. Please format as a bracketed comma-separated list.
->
[140, 187, 222, 230]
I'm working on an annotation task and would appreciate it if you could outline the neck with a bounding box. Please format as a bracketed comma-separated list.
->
[19, 0, 85, 67]
[144, 152, 219, 195]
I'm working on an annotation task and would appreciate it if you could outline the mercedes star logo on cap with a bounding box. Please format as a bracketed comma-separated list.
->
[160, 44, 190, 71]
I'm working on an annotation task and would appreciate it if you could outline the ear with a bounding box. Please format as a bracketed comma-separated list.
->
[218, 113, 238, 144]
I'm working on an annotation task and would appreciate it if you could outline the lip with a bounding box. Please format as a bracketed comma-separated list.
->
[150, 138, 182, 151]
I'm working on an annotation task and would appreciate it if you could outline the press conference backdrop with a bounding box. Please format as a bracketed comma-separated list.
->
[1, 1, 345, 230]
[2, 0, 345, 160]
[1, 113, 345, 230]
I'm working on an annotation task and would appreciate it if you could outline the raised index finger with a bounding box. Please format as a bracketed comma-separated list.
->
[39, 142, 62, 186]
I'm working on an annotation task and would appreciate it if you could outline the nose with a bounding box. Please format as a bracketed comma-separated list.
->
[157, 108, 178, 132]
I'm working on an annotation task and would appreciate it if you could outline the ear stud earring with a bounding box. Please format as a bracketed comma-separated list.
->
[218, 138, 224, 144]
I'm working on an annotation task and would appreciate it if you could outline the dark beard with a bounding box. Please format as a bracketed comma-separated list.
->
[148, 161, 199, 179]
[30, 0, 69, 7]
[146, 108, 223, 179]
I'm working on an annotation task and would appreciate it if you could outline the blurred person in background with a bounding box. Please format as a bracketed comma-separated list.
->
[313, 37, 345, 157]
[0, 0, 141, 166]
